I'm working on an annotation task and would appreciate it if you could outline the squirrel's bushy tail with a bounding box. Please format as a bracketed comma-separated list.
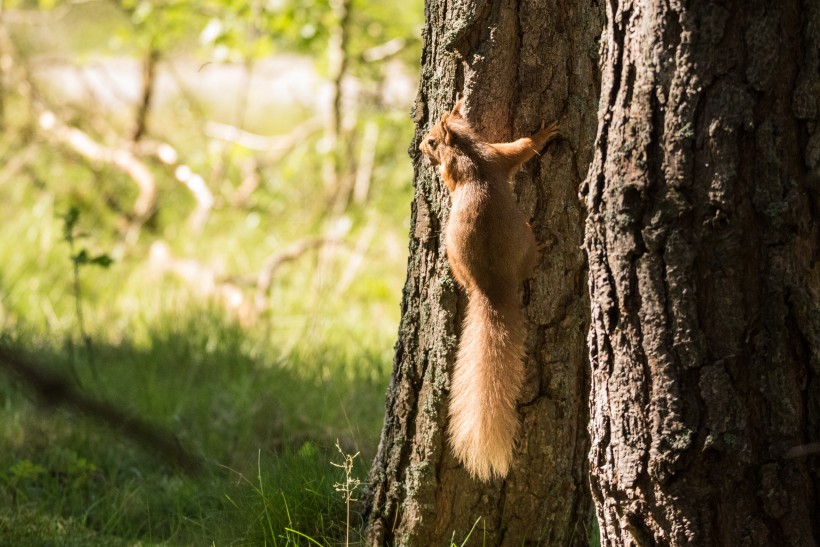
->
[448, 288, 526, 481]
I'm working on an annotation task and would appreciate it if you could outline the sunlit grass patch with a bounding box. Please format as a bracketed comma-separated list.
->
[0, 307, 385, 545]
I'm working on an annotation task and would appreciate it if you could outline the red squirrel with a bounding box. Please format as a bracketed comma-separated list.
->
[420, 98, 559, 481]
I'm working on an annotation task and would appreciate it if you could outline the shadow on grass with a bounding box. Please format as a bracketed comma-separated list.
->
[0, 311, 386, 545]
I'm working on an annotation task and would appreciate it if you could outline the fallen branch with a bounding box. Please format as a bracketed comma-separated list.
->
[149, 241, 247, 319]
[38, 110, 156, 226]
[254, 236, 343, 309]
[0, 344, 203, 474]
[174, 165, 214, 232]
[205, 117, 322, 158]
[149, 235, 345, 321]
[136, 139, 214, 231]
[230, 157, 261, 207]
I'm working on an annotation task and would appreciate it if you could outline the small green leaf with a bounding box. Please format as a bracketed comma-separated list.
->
[73, 249, 90, 265]
[91, 255, 113, 268]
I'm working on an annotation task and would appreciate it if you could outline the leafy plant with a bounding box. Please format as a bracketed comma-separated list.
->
[61, 206, 113, 380]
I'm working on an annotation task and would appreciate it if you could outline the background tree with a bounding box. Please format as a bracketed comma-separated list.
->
[583, 0, 819, 544]
[364, 0, 602, 544]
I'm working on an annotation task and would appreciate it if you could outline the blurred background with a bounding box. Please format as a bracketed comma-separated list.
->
[0, 0, 422, 543]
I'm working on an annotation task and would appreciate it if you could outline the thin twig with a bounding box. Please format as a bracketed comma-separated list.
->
[254, 237, 343, 309]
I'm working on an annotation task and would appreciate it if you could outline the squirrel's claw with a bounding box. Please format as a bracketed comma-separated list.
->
[533, 121, 560, 150]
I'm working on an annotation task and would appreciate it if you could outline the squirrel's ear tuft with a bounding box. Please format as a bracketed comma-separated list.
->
[440, 114, 453, 145]
[449, 97, 464, 120]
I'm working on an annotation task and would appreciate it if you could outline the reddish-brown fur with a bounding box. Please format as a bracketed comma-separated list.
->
[420, 99, 559, 481]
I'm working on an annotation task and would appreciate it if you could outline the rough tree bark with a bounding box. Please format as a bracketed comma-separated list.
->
[364, 0, 602, 545]
[583, 0, 819, 544]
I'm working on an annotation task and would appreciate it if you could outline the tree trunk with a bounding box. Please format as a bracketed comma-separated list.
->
[323, 0, 352, 208]
[583, 0, 819, 544]
[131, 47, 159, 144]
[363, 0, 602, 544]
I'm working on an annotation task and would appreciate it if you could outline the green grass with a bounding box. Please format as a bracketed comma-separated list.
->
[0, 78, 413, 547]
[0, 306, 389, 545]
[0, 160, 407, 544]
[0, 139, 409, 544]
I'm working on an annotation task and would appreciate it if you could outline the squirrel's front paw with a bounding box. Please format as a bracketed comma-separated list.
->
[533, 121, 560, 150]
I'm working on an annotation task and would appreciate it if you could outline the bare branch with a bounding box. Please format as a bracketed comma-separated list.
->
[206, 117, 323, 206]
[205, 117, 322, 155]
[148, 236, 344, 325]
[254, 237, 343, 309]
[352, 120, 379, 205]
[135, 140, 214, 231]
[362, 37, 407, 63]
[173, 164, 214, 232]
[149, 241, 247, 318]
[230, 157, 260, 207]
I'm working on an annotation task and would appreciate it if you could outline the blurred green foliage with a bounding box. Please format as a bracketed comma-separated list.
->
[0, 0, 422, 542]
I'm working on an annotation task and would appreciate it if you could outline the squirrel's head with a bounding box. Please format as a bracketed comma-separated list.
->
[420, 98, 466, 168]
[420, 98, 483, 192]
